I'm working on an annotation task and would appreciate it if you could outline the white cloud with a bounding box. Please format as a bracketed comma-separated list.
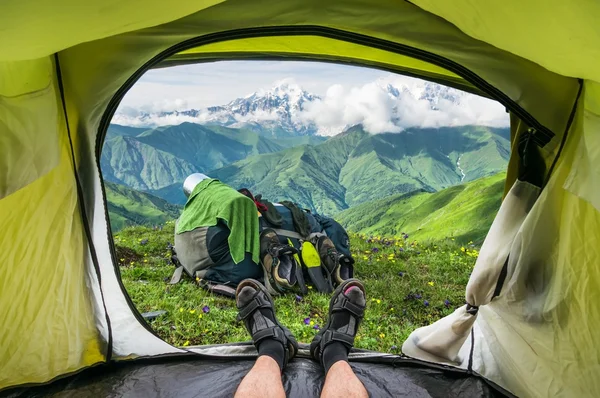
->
[298, 76, 509, 135]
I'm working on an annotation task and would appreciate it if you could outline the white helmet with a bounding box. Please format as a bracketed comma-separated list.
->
[183, 173, 210, 197]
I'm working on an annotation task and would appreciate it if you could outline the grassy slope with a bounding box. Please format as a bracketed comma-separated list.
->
[116, 223, 478, 352]
[106, 182, 181, 231]
[336, 172, 506, 244]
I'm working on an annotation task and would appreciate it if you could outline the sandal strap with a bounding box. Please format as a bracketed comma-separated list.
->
[253, 325, 286, 345]
[333, 296, 365, 318]
[322, 329, 355, 349]
[236, 293, 272, 321]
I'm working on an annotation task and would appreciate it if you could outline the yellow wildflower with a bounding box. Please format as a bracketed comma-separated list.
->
[179, 308, 184, 313]
[460, 247, 466, 252]
[144, 259, 148, 263]
[428, 281, 434, 287]
[364, 250, 371, 254]
[198, 314, 203, 319]
[189, 309, 196, 314]
[308, 286, 313, 289]
[376, 299, 381, 304]
[379, 333, 385, 339]
[183, 340, 190, 347]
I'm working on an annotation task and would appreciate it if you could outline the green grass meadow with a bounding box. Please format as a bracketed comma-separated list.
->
[115, 223, 479, 353]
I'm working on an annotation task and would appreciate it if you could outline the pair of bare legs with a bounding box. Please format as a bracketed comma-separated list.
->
[235, 354, 368, 398]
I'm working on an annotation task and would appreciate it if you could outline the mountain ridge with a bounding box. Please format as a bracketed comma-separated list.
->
[211, 125, 510, 214]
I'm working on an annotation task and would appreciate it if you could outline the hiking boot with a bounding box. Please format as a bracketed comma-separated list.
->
[236, 279, 298, 370]
[315, 236, 342, 286]
[310, 279, 366, 373]
[260, 229, 298, 295]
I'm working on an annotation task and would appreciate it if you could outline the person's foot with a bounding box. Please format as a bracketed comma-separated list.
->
[236, 279, 298, 371]
[310, 279, 366, 374]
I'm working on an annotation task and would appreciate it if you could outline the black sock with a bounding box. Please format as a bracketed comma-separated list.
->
[321, 286, 364, 374]
[257, 337, 285, 371]
[322, 342, 349, 373]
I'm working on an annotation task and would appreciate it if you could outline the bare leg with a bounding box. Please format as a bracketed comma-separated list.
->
[235, 356, 285, 398]
[321, 361, 368, 398]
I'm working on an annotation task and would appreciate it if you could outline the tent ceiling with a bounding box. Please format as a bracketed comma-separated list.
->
[158, 35, 487, 97]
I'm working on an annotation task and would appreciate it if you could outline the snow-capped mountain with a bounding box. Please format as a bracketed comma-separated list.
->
[113, 77, 506, 137]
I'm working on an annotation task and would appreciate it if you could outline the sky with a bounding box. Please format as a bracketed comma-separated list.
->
[120, 61, 389, 112]
[116, 60, 509, 133]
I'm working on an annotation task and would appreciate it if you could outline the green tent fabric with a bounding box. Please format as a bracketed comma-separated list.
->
[176, 179, 260, 264]
[0, 0, 599, 396]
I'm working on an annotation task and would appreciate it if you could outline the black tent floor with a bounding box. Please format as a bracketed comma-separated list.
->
[3, 356, 507, 397]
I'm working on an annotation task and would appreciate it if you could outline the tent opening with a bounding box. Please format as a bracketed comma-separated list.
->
[101, 59, 510, 351]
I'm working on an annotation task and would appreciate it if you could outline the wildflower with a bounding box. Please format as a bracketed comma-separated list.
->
[461, 247, 466, 252]
[120, 258, 125, 262]
[308, 286, 313, 290]
[424, 300, 430, 307]
[130, 261, 134, 265]
[379, 333, 385, 338]
[415, 293, 422, 299]
[399, 248, 404, 252]
[304, 317, 311, 325]
[363, 256, 368, 260]
[313, 324, 320, 330]
[403, 234, 409, 239]
[189, 309, 196, 314]
[416, 251, 421, 255]
[376, 299, 381, 304]
[140, 239, 148, 245]
[295, 295, 303, 302]
[398, 271, 404, 277]
[310, 320, 315, 326]
[196, 277, 200, 282]
[427, 281, 434, 287]
[179, 308, 184, 313]
[444, 299, 451, 307]
[364, 250, 371, 254]
[143, 259, 148, 263]
[391, 345, 398, 350]
[183, 340, 190, 347]
[202, 306, 210, 314]
[390, 308, 394, 311]
[372, 247, 380, 253]
[198, 314, 203, 319]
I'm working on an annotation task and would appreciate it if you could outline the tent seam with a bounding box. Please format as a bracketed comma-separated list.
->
[53, 53, 113, 362]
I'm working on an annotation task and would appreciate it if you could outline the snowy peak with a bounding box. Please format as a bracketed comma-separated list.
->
[113, 76, 508, 137]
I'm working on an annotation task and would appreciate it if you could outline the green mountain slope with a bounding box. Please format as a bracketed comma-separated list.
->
[212, 125, 510, 214]
[106, 182, 181, 231]
[101, 123, 325, 196]
[336, 172, 506, 244]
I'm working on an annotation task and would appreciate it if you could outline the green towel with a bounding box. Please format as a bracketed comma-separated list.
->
[176, 179, 260, 264]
